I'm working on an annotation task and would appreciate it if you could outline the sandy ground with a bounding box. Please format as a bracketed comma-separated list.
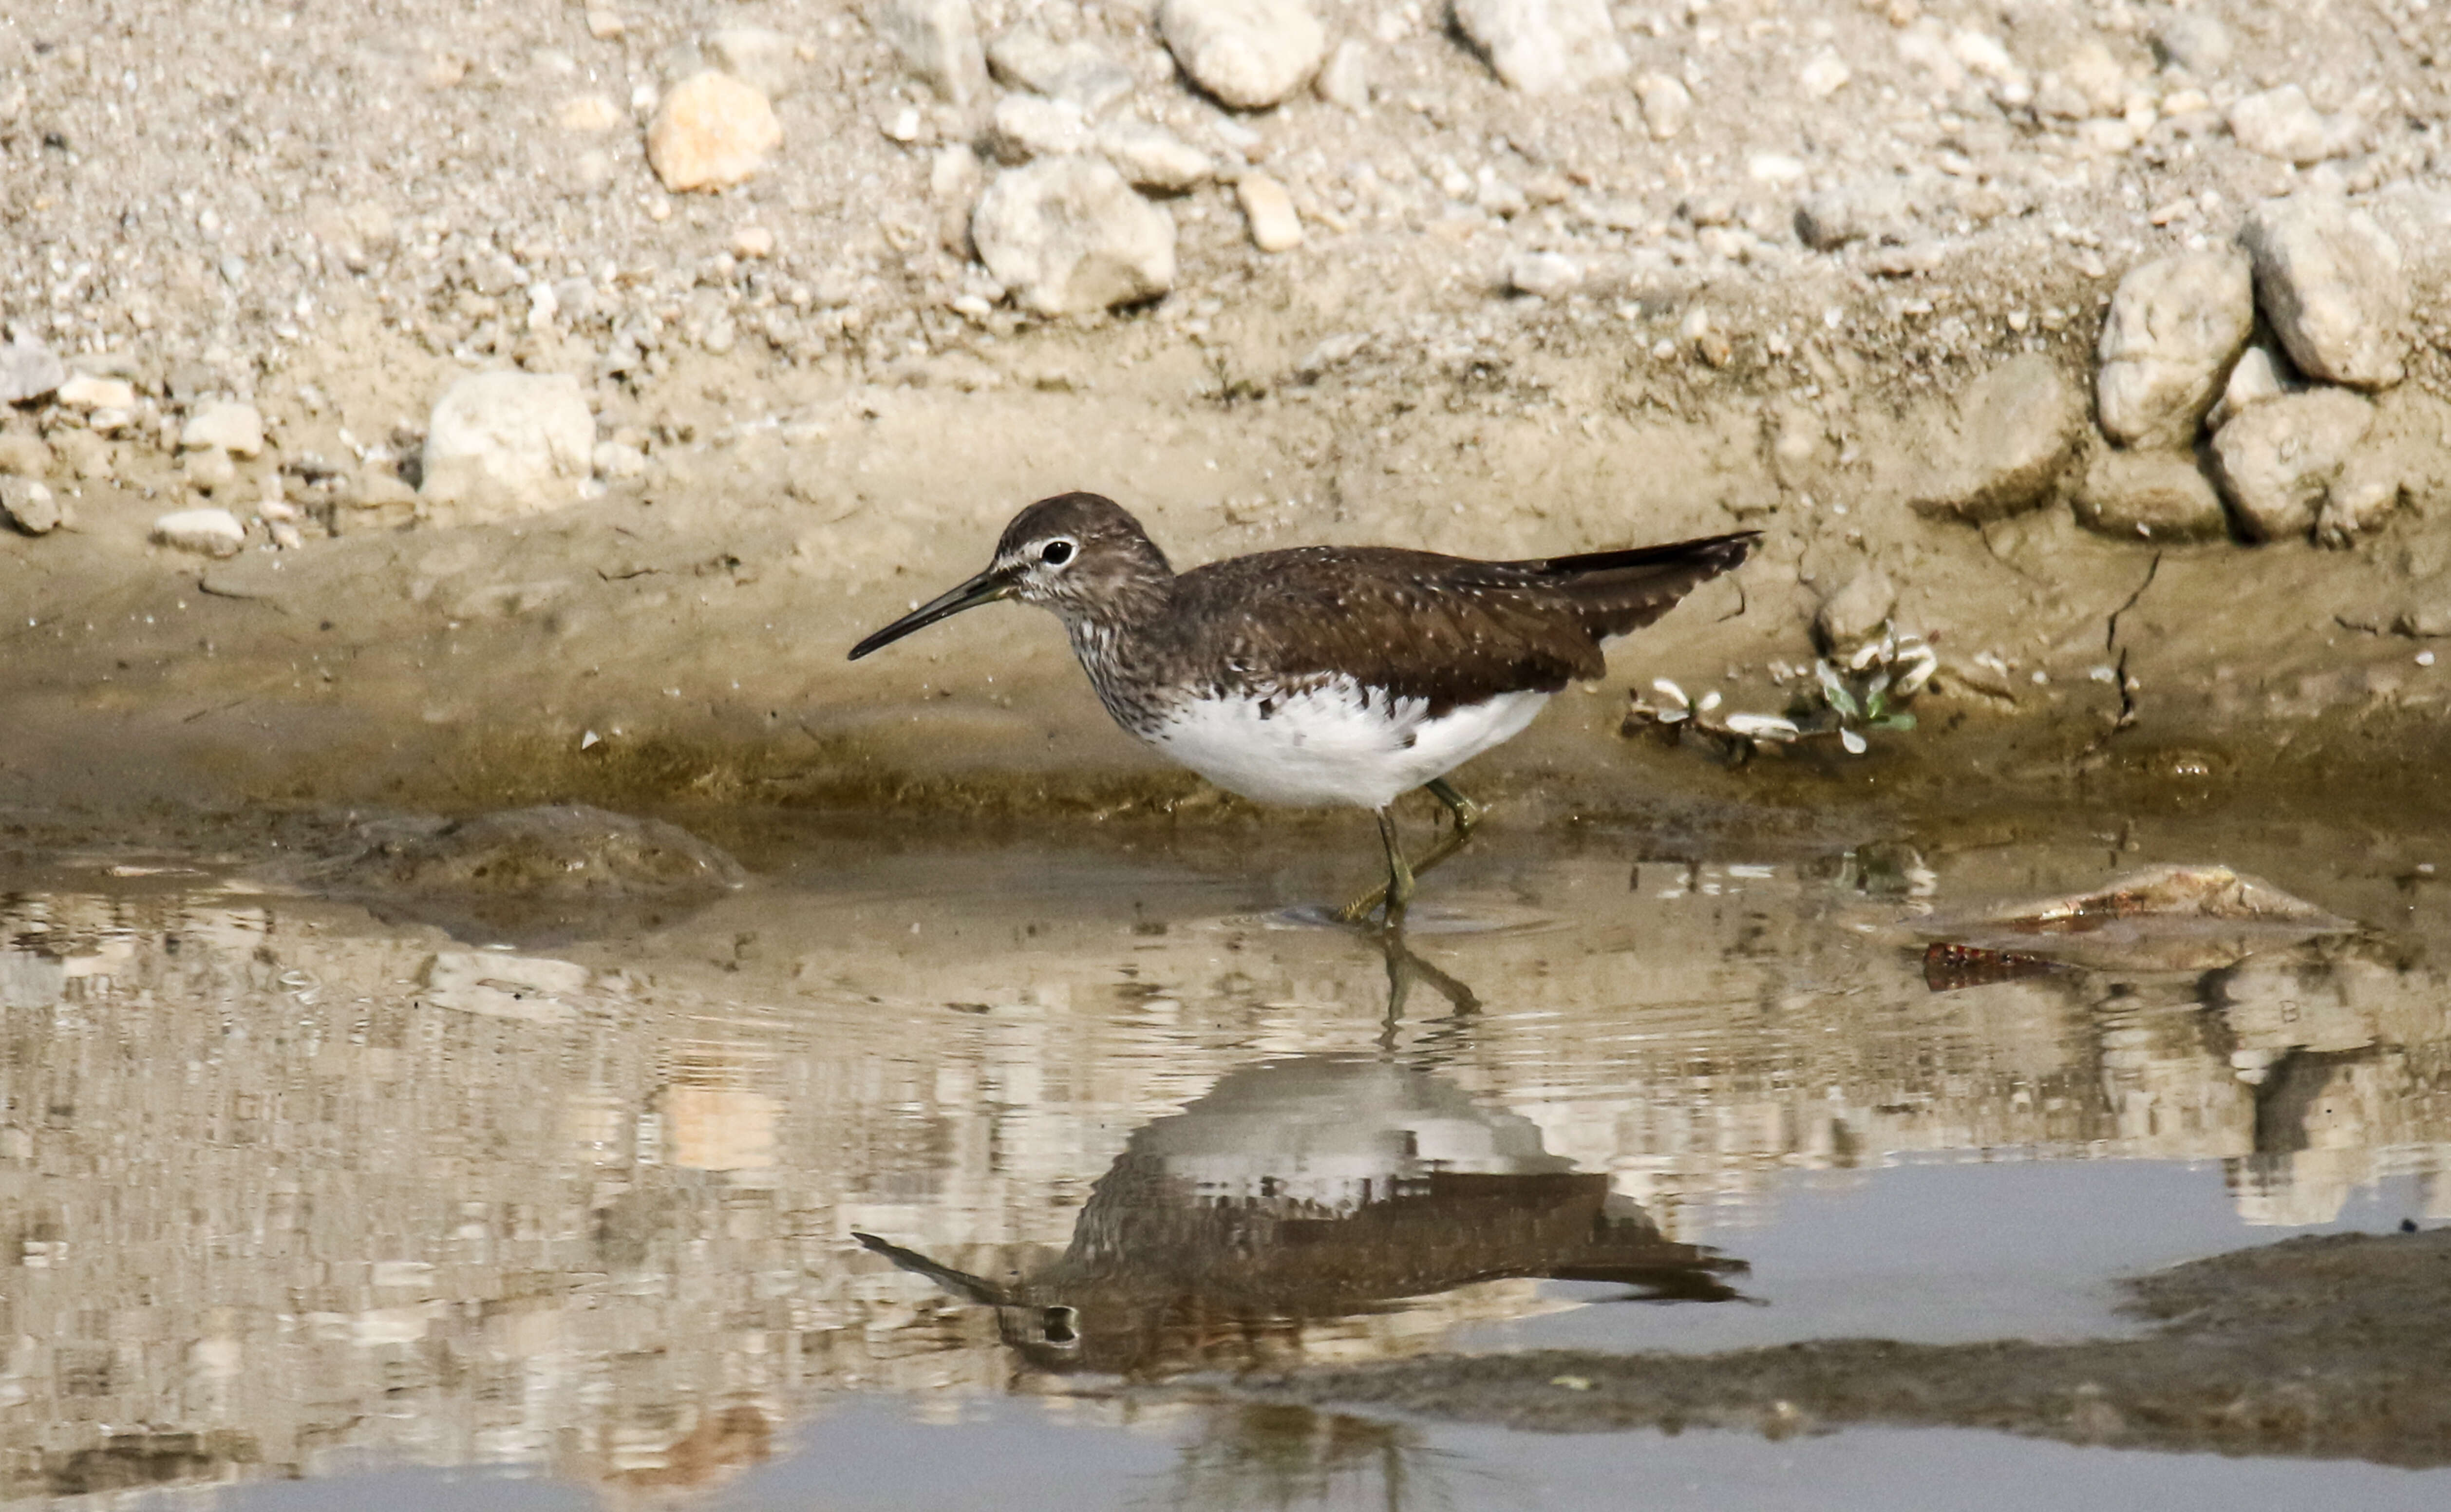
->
[1, 0, 2449, 819]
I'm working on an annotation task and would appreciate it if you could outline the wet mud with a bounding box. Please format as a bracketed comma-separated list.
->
[1229, 1227, 2451, 1466]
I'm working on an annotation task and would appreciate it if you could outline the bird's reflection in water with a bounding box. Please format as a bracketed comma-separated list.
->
[860, 936, 1746, 1380]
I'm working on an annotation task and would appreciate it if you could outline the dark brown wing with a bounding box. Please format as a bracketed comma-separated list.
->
[1165, 531, 1757, 716]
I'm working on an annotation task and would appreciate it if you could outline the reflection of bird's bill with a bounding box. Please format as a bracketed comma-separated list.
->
[851, 1230, 1013, 1305]
[852, 1232, 1083, 1351]
[846, 566, 1019, 660]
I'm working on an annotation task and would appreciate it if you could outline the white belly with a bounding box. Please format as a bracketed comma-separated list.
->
[1142, 678, 1550, 809]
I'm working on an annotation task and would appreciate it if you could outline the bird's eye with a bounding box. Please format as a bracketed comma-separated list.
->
[1039, 540, 1075, 566]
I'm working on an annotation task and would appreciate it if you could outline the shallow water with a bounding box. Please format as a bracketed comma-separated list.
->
[2, 809, 2449, 1505]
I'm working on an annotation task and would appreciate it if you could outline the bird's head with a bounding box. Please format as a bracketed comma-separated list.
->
[848, 492, 1172, 659]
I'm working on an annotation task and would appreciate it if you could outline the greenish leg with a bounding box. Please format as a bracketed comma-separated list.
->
[1335, 780, 1485, 926]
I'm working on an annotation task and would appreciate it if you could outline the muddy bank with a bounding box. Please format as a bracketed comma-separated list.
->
[1223, 1228, 2451, 1466]
[4, 0, 2451, 818]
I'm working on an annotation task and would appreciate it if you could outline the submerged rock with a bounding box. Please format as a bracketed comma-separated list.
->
[333, 803, 746, 945]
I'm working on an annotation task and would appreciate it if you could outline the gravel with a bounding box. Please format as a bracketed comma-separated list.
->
[2094, 250, 2254, 450]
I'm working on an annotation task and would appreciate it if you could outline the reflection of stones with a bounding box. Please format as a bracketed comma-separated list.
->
[860, 1055, 1745, 1377]
[1916, 863, 2352, 974]
[327, 803, 745, 944]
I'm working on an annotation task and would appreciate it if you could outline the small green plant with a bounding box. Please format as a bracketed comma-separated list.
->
[1623, 624, 1937, 763]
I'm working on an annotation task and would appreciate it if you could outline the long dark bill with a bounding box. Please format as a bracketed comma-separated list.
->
[846, 565, 1018, 661]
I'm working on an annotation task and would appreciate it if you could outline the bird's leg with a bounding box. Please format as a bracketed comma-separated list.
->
[1337, 808, 1415, 926]
[1403, 778, 1485, 886]
[1335, 781, 1485, 924]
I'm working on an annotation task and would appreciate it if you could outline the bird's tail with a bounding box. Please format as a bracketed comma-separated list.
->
[1508, 530, 1760, 641]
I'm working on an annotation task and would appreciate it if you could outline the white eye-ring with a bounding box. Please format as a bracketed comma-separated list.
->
[1038, 538, 1076, 567]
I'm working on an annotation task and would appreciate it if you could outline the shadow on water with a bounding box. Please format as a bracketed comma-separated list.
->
[2, 813, 2451, 1503]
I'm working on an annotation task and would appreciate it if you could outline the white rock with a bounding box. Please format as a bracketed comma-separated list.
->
[2152, 14, 2232, 75]
[1799, 52, 1851, 99]
[1452, 0, 1628, 94]
[2226, 86, 2363, 165]
[1157, 0, 1328, 110]
[56, 373, 136, 411]
[0, 341, 65, 404]
[2319, 445, 2406, 547]
[880, 0, 988, 105]
[183, 446, 238, 493]
[419, 371, 597, 522]
[2095, 251, 2254, 449]
[972, 156, 1177, 316]
[1237, 174, 1303, 252]
[557, 93, 622, 132]
[180, 399, 266, 458]
[704, 23, 805, 101]
[2241, 196, 2410, 391]
[592, 438, 649, 481]
[1793, 177, 1913, 251]
[1095, 117, 1213, 192]
[2210, 388, 2374, 541]
[1316, 38, 1370, 109]
[0, 476, 63, 535]
[1505, 251, 1582, 299]
[153, 508, 247, 557]
[2207, 343, 2295, 431]
[1632, 73, 1692, 139]
[987, 27, 1136, 113]
[988, 93, 1092, 162]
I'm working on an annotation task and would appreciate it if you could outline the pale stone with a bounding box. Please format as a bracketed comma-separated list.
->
[419, 371, 597, 522]
[880, 0, 988, 104]
[1095, 118, 1213, 192]
[2075, 448, 2230, 541]
[152, 508, 247, 557]
[1815, 566, 1897, 653]
[2210, 388, 2374, 541]
[557, 93, 622, 132]
[1452, 0, 1629, 94]
[1237, 174, 1303, 252]
[1157, 0, 1328, 110]
[704, 24, 805, 101]
[645, 71, 782, 192]
[55, 373, 135, 411]
[1504, 250, 1582, 299]
[0, 341, 64, 404]
[2241, 196, 2410, 391]
[987, 93, 1093, 163]
[1633, 73, 1692, 140]
[0, 476, 63, 535]
[986, 27, 1136, 113]
[2095, 251, 2254, 449]
[1316, 38, 1370, 109]
[180, 399, 266, 458]
[971, 156, 1176, 316]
